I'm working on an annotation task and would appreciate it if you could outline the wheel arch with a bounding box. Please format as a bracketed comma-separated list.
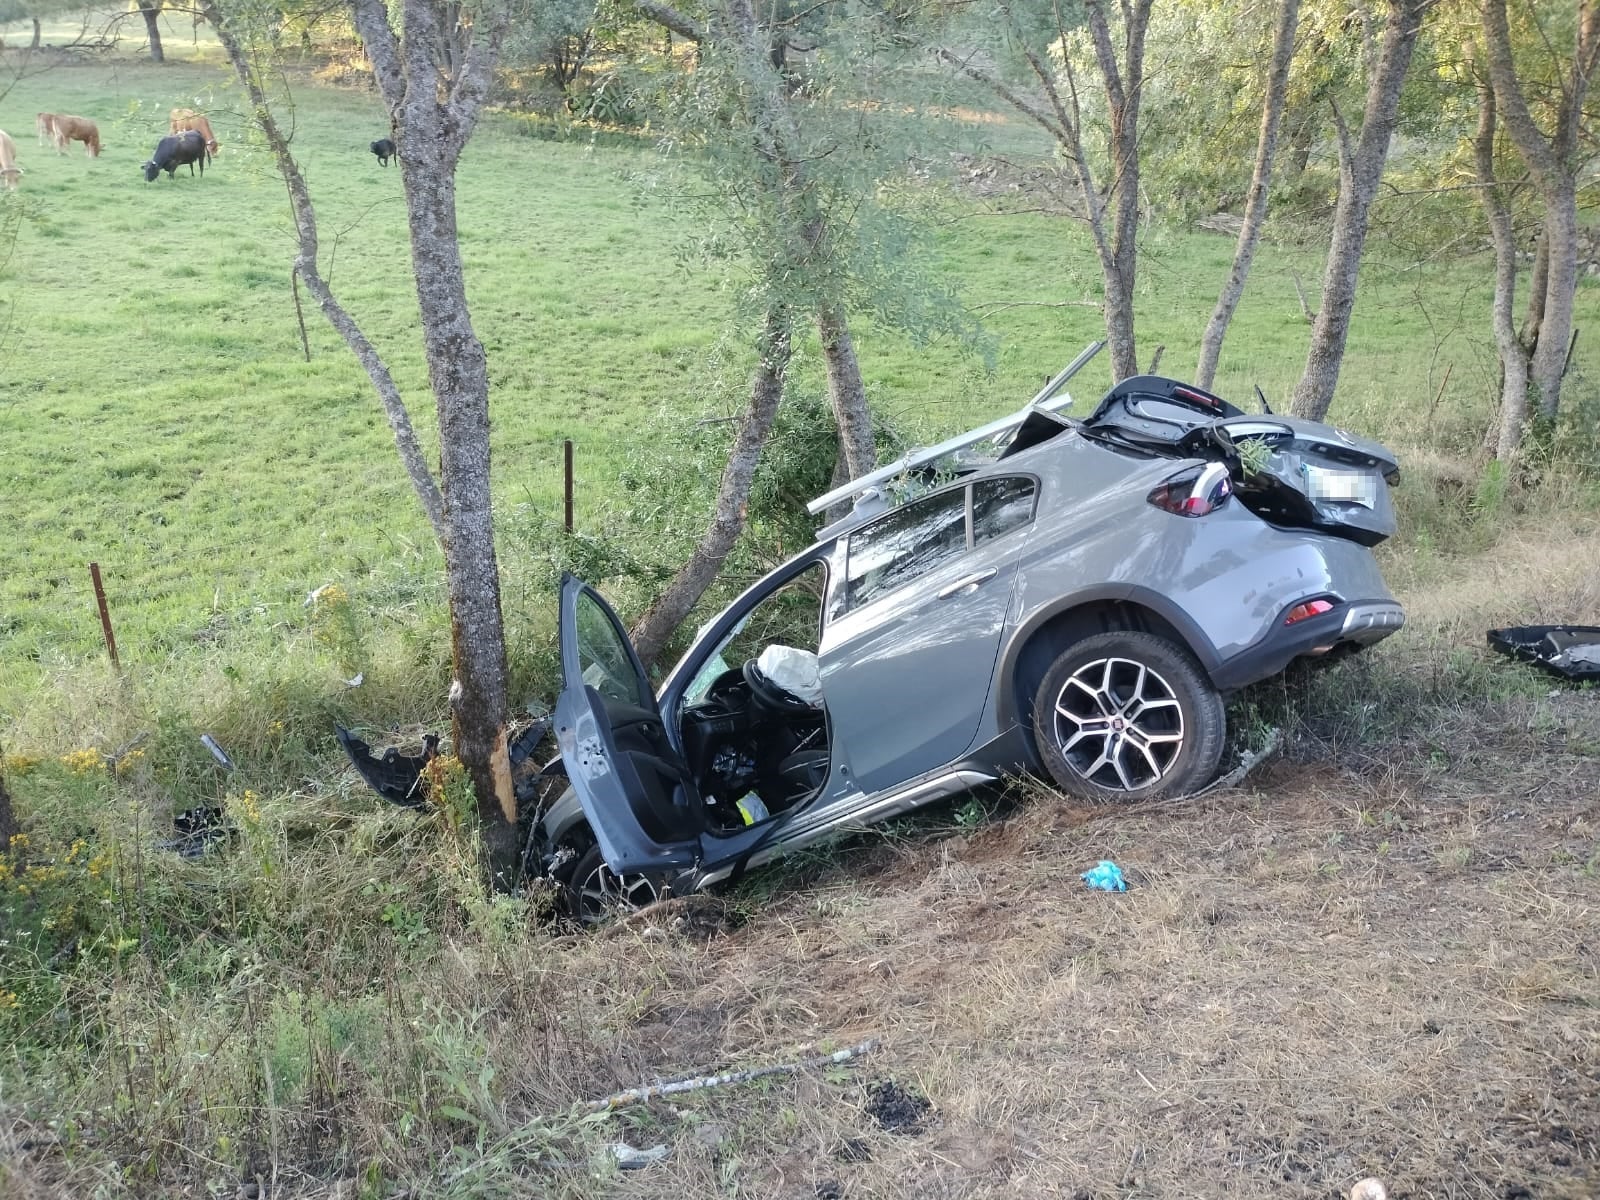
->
[997, 587, 1221, 756]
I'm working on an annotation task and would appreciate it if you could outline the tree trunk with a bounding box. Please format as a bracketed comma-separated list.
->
[1531, 179, 1578, 419]
[409, 165, 519, 884]
[1290, 0, 1425, 422]
[1195, 0, 1300, 390]
[1083, 0, 1151, 383]
[631, 309, 793, 667]
[817, 303, 873, 482]
[1480, 0, 1600, 426]
[1521, 227, 1548, 352]
[31, 17, 41, 50]
[353, 0, 517, 885]
[1470, 64, 1531, 460]
[0, 757, 16, 851]
[139, 1, 165, 62]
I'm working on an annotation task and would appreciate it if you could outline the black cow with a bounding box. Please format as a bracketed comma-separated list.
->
[370, 138, 397, 167]
[143, 130, 208, 182]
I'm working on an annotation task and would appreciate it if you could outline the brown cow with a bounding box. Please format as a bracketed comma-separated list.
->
[36, 112, 60, 146]
[0, 130, 21, 189]
[169, 108, 219, 156]
[51, 115, 100, 157]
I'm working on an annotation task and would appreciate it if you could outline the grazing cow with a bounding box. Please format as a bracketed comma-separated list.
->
[50, 115, 101, 158]
[36, 112, 61, 147]
[0, 130, 21, 190]
[370, 137, 397, 167]
[169, 108, 219, 156]
[142, 130, 208, 182]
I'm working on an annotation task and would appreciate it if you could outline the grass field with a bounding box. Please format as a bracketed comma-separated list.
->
[2, 35, 1600, 1200]
[3, 44, 1596, 704]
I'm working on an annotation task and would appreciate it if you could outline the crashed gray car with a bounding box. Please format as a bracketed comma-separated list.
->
[533, 345, 1405, 916]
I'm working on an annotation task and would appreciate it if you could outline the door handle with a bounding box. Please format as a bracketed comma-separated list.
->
[936, 568, 997, 599]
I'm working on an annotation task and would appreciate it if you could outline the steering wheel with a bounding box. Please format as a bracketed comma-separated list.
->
[742, 659, 816, 716]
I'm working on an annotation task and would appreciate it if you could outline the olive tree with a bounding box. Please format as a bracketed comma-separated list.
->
[1478, 0, 1600, 447]
[212, 0, 524, 886]
[938, 0, 1153, 383]
[1290, 0, 1428, 421]
[625, 0, 970, 663]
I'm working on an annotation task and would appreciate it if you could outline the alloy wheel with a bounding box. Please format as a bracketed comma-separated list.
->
[574, 856, 660, 924]
[1048, 655, 1185, 793]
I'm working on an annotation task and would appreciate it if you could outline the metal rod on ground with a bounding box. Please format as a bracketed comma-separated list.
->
[563, 439, 574, 533]
[89, 562, 120, 670]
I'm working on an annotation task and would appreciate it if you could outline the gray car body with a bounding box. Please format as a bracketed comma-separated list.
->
[541, 402, 1403, 889]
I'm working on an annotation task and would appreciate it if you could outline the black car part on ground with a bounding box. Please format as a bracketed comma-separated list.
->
[337, 717, 552, 809]
[336, 726, 439, 808]
[1487, 625, 1600, 683]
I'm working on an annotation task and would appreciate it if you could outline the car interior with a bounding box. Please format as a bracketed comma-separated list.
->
[675, 563, 831, 832]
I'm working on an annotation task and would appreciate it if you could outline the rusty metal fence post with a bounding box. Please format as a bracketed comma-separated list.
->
[89, 562, 121, 670]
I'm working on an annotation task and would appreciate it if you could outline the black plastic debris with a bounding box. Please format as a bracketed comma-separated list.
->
[337, 717, 554, 810]
[1487, 625, 1600, 683]
[158, 806, 229, 858]
[336, 726, 439, 808]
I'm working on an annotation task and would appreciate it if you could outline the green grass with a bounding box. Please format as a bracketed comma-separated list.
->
[0, 43, 1596, 707]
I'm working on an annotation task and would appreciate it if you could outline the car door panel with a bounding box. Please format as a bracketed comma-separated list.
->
[554, 576, 702, 874]
[821, 549, 1018, 792]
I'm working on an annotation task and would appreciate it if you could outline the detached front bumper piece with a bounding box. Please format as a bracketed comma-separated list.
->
[1488, 625, 1600, 683]
[336, 726, 439, 808]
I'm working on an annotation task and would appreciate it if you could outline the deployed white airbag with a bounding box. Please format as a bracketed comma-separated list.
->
[756, 645, 824, 707]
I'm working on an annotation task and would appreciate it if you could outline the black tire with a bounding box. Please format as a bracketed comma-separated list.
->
[559, 841, 665, 927]
[1031, 631, 1225, 802]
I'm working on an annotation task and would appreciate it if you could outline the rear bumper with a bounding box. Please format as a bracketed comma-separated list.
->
[1211, 600, 1404, 692]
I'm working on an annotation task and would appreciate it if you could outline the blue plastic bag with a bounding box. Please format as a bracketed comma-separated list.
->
[1081, 860, 1127, 892]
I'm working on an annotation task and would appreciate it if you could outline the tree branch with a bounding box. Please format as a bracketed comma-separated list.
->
[635, 0, 705, 43]
[934, 46, 1069, 143]
[347, 0, 405, 112]
[445, 2, 509, 158]
[210, 2, 446, 543]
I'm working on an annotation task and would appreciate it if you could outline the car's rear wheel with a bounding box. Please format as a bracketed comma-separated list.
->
[562, 842, 664, 927]
[1032, 631, 1225, 802]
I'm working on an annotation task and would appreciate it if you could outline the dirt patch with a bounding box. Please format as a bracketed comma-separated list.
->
[949, 152, 1085, 215]
[864, 1080, 933, 1134]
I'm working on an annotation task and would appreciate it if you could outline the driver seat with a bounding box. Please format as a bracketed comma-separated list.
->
[775, 748, 830, 801]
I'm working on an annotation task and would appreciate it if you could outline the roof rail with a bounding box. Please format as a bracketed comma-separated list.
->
[805, 340, 1105, 516]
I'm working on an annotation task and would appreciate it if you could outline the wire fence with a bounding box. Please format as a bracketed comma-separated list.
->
[4, 435, 626, 674]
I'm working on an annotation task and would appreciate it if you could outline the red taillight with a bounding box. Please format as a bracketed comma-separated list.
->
[1172, 384, 1223, 410]
[1148, 463, 1231, 517]
[1284, 598, 1336, 625]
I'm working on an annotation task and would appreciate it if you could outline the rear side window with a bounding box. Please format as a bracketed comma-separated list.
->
[972, 477, 1036, 543]
[843, 488, 968, 612]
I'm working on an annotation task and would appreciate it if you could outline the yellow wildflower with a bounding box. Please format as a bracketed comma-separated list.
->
[0, 752, 40, 774]
[60, 748, 104, 775]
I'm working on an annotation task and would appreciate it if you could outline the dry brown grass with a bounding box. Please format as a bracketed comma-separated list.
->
[4, 513, 1598, 1200]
